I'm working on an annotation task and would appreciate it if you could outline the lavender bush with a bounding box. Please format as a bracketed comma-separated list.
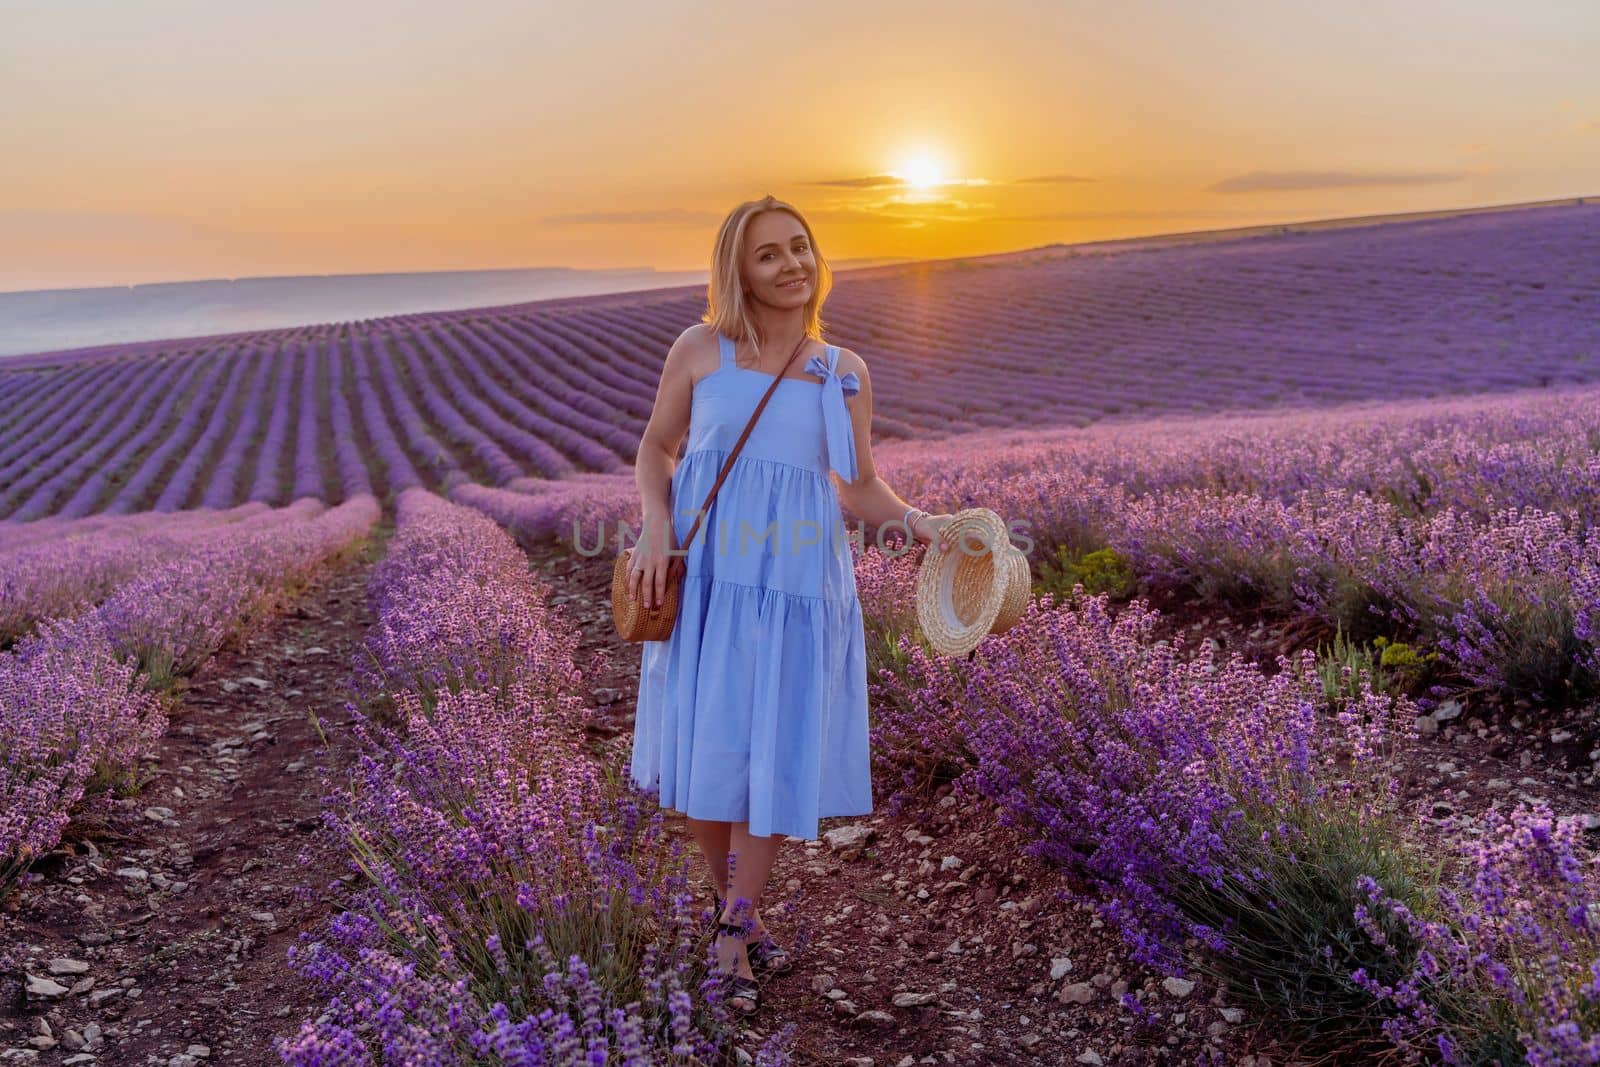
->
[0, 619, 167, 898]
[1352, 804, 1600, 1065]
[286, 684, 741, 1064]
[1374, 506, 1600, 707]
[352, 488, 586, 728]
[870, 585, 1445, 1049]
[286, 491, 793, 1064]
[2, 501, 296, 647]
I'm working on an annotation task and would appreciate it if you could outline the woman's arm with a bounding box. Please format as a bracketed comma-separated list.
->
[635, 326, 698, 543]
[833, 351, 955, 552]
[626, 325, 707, 608]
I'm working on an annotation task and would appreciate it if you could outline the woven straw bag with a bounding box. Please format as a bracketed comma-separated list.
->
[613, 334, 811, 642]
[915, 507, 1032, 657]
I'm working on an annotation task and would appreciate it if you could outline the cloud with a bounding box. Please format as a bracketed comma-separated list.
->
[814, 197, 1010, 226]
[871, 198, 984, 213]
[809, 174, 911, 189]
[541, 207, 723, 225]
[984, 207, 1261, 222]
[1012, 174, 1098, 184]
[800, 206, 948, 229]
[803, 206, 923, 227]
[807, 202, 1264, 227]
[542, 197, 998, 230]
[1207, 169, 1466, 193]
[814, 172, 1092, 189]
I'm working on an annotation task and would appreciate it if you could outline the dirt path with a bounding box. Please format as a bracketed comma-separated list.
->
[531, 542, 1289, 1067]
[1, 536, 383, 1065]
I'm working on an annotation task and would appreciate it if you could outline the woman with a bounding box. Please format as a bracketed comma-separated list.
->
[627, 195, 956, 1016]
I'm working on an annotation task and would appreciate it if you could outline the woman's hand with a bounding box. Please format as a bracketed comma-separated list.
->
[912, 512, 959, 553]
[628, 517, 680, 609]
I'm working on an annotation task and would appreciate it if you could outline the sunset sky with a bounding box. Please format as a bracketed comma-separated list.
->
[3, 0, 1597, 293]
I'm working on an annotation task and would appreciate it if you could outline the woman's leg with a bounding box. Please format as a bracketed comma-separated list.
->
[687, 816, 771, 935]
[720, 823, 783, 930]
[715, 823, 784, 984]
[685, 816, 731, 895]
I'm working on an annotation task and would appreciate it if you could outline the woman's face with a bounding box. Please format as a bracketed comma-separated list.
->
[742, 211, 814, 309]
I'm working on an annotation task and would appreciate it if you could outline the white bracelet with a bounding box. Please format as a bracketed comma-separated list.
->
[903, 507, 926, 535]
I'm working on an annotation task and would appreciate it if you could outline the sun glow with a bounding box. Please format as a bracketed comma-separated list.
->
[897, 155, 946, 190]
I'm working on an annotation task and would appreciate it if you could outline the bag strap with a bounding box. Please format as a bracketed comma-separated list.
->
[673, 334, 810, 559]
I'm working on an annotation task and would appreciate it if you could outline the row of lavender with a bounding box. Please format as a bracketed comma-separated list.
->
[0, 316, 645, 522]
[885, 386, 1600, 712]
[853, 543, 1600, 1063]
[460, 382, 1600, 713]
[280, 489, 793, 1064]
[0, 495, 379, 898]
[1, 501, 317, 645]
[4, 202, 1598, 521]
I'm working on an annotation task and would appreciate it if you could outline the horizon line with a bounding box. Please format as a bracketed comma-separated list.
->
[5, 192, 1590, 300]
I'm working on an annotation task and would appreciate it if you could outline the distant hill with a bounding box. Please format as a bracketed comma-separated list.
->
[0, 256, 921, 360]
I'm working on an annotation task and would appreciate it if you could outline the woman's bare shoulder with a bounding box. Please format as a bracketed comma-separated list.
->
[666, 323, 721, 385]
[833, 345, 869, 383]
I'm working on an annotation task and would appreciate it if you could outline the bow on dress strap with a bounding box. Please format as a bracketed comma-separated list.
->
[804, 348, 860, 483]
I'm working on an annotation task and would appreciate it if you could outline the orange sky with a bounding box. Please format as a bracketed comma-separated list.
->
[3, 0, 1598, 292]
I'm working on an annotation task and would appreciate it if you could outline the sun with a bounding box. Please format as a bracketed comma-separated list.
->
[897, 155, 945, 190]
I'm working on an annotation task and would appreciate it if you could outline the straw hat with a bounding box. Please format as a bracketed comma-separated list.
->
[915, 507, 1032, 657]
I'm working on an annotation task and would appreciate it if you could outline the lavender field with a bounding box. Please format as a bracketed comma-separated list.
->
[2, 202, 1598, 523]
[2, 204, 1599, 1065]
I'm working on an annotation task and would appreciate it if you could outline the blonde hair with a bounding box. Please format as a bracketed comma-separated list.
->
[702, 195, 833, 362]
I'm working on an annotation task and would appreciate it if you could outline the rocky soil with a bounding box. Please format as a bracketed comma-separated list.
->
[0, 539, 381, 1065]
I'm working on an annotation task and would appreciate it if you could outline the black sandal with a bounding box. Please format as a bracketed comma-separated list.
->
[715, 921, 761, 1015]
[746, 931, 792, 974]
[713, 893, 792, 975]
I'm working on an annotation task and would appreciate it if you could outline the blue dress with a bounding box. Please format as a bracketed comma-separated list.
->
[630, 330, 873, 840]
